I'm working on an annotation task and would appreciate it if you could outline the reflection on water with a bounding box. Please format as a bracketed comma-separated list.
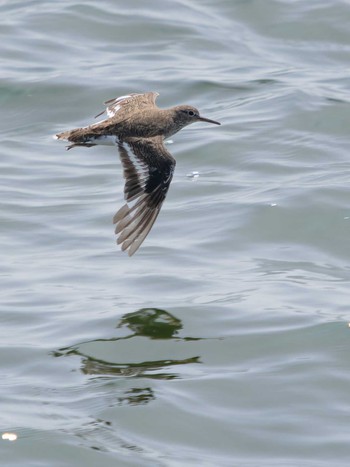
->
[118, 387, 155, 406]
[117, 307, 182, 339]
[54, 307, 201, 387]
[78, 355, 199, 380]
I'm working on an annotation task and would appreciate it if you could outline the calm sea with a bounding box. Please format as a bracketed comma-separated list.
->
[2, 0, 350, 465]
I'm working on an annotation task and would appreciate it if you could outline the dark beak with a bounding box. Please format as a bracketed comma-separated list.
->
[198, 115, 221, 125]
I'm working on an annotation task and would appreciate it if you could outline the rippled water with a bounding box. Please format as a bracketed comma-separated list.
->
[2, 0, 350, 465]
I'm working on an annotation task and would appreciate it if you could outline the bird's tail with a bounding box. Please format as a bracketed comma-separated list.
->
[54, 130, 72, 141]
[53, 128, 97, 150]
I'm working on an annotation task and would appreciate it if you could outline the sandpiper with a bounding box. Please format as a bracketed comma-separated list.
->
[54, 92, 220, 256]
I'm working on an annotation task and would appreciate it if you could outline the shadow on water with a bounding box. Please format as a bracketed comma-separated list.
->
[53, 308, 201, 386]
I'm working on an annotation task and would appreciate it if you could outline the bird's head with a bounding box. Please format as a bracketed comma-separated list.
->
[173, 105, 221, 129]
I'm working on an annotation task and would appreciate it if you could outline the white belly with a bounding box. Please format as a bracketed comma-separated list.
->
[89, 135, 119, 146]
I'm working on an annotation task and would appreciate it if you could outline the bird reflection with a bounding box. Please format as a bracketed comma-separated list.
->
[53, 307, 201, 405]
[117, 307, 182, 338]
[118, 387, 155, 406]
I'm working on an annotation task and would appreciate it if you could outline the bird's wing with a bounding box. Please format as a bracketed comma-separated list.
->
[95, 92, 159, 120]
[114, 136, 176, 256]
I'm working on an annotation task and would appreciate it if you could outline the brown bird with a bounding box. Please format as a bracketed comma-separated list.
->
[54, 92, 220, 256]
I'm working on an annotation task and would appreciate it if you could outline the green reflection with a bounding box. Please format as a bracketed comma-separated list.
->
[53, 307, 201, 385]
[117, 307, 182, 338]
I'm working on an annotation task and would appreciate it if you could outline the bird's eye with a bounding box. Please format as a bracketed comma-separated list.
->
[188, 110, 195, 116]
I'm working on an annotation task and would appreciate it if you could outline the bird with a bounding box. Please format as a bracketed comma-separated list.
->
[54, 92, 221, 256]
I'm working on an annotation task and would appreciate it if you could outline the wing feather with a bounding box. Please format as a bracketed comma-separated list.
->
[95, 92, 159, 120]
[114, 136, 175, 256]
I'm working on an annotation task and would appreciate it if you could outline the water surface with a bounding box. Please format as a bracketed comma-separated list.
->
[2, 1, 350, 465]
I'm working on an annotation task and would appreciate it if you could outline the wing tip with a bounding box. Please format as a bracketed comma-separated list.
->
[113, 204, 129, 224]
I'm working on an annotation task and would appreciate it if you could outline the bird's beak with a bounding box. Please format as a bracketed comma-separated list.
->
[198, 115, 221, 125]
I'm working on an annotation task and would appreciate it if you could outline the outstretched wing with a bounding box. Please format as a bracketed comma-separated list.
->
[114, 136, 176, 256]
[95, 92, 159, 120]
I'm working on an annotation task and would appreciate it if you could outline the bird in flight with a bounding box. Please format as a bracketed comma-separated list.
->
[54, 92, 220, 256]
